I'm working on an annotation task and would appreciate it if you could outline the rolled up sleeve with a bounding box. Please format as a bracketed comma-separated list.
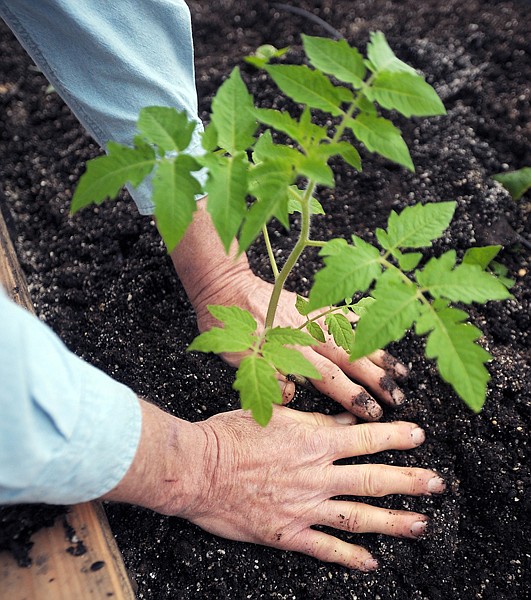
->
[0, 0, 206, 215]
[0, 288, 142, 505]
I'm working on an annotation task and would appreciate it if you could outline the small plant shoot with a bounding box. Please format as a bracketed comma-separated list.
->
[72, 33, 512, 425]
[493, 166, 531, 201]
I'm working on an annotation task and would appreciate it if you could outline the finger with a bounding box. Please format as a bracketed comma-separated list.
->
[331, 464, 446, 497]
[326, 421, 427, 459]
[301, 350, 383, 421]
[368, 349, 410, 381]
[287, 528, 378, 571]
[275, 373, 296, 404]
[284, 408, 358, 427]
[318, 501, 429, 539]
[312, 340, 406, 407]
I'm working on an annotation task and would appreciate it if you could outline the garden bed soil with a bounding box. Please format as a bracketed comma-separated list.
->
[0, 0, 530, 598]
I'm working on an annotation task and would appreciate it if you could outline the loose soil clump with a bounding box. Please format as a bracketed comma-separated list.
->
[0, 1, 529, 598]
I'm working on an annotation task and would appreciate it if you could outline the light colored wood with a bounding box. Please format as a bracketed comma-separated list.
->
[0, 208, 136, 599]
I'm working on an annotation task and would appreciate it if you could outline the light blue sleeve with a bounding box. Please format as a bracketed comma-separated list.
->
[0, 287, 142, 505]
[0, 0, 206, 215]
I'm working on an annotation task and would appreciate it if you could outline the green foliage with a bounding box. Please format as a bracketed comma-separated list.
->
[72, 32, 512, 424]
[493, 167, 531, 201]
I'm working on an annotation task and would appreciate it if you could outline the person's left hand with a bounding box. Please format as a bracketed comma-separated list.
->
[168, 198, 409, 421]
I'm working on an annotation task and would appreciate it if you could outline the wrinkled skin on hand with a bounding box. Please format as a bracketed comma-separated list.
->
[170, 199, 409, 421]
[172, 406, 445, 571]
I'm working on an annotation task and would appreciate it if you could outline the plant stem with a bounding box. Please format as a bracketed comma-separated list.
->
[264, 182, 316, 329]
[305, 240, 326, 248]
[262, 225, 279, 279]
[295, 305, 346, 330]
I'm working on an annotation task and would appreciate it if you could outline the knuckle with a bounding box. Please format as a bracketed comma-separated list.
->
[355, 424, 380, 454]
[339, 506, 364, 533]
[360, 467, 386, 497]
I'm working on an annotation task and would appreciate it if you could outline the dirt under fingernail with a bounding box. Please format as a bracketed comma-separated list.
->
[379, 375, 406, 405]
[352, 392, 382, 420]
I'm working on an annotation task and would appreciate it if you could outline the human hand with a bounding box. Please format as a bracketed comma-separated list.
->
[169, 199, 409, 421]
[165, 405, 445, 571]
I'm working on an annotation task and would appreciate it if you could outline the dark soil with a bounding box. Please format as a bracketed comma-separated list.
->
[1, 0, 530, 598]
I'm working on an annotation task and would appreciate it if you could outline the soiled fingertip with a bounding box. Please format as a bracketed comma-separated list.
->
[352, 391, 382, 421]
[281, 381, 295, 404]
[361, 557, 379, 572]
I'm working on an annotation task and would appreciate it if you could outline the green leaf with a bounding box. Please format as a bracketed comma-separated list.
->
[245, 44, 289, 68]
[265, 327, 316, 346]
[239, 159, 293, 251]
[201, 122, 218, 152]
[265, 64, 346, 116]
[325, 313, 355, 353]
[295, 295, 312, 316]
[490, 261, 515, 289]
[318, 141, 362, 171]
[350, 279, 421, 360]
[416, 251, 513, 303]
[463, 245, 502, 269]
[386, 202, 456, 249]
[138, 107, 196, 153]
[366, 71, 446, 117]
[71, 141, 156, 212]
[493, 167, 531, 201]
[234, 355, 282, 426]
[395, 250, 423, 271]
[211, 67, 257, 153]
[253, 108, 328, 147]
[187, 327, 256, 354]
[415, 305, 492, 412]
[366, 32, 418, 75]
[302, 35, 366, 87]
[349, 296, 375, 317]
[202, 153, 249, 252]
[347, 113, 413, 171]
[207, 305, 257, 333]
[320, 237, 349, 256]
[307, 321, 326, 343]
[298, 151, 335, 187]
[262, 343, 321, 379]
[152, 155, 201, 251]
[288, 195, 325, 216]
[253, 130, 303, 165]
[308, 241, 382, 310]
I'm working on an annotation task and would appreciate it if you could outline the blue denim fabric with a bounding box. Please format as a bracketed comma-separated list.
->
[0, 288, 142, 504]
[0, 0, 205, 215]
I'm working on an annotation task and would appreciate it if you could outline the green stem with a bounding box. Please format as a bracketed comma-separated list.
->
[296, 305, 346, 330]
[262, 225, 279, 279]
[305, 240, 326, 248]
[264, 182, 316, 329]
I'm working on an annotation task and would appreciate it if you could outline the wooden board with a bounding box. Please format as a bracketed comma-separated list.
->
[0, 209, 136, 599]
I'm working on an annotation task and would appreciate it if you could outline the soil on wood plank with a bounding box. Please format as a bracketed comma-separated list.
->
[0, 0, 530, 598]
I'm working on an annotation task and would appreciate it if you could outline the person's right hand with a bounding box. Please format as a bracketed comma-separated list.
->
[112, 402, 445, 571]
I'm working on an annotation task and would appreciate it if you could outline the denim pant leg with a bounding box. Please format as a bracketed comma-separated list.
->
[0, 0, 204, 215]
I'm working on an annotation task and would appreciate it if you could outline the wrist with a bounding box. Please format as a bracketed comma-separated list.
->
[102, 399, 210, 517]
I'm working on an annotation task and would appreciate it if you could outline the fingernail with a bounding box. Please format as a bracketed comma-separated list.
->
[391, 387, 406, 405]
[411, 427, 425, 445]
[395, 361, 410, 380]
[428, 476, 446, 494]
[333, 412, 357, 425]
[411, 520, 429, 538]
[362, 558, 379, 572]
[379, 375, 405, 405]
